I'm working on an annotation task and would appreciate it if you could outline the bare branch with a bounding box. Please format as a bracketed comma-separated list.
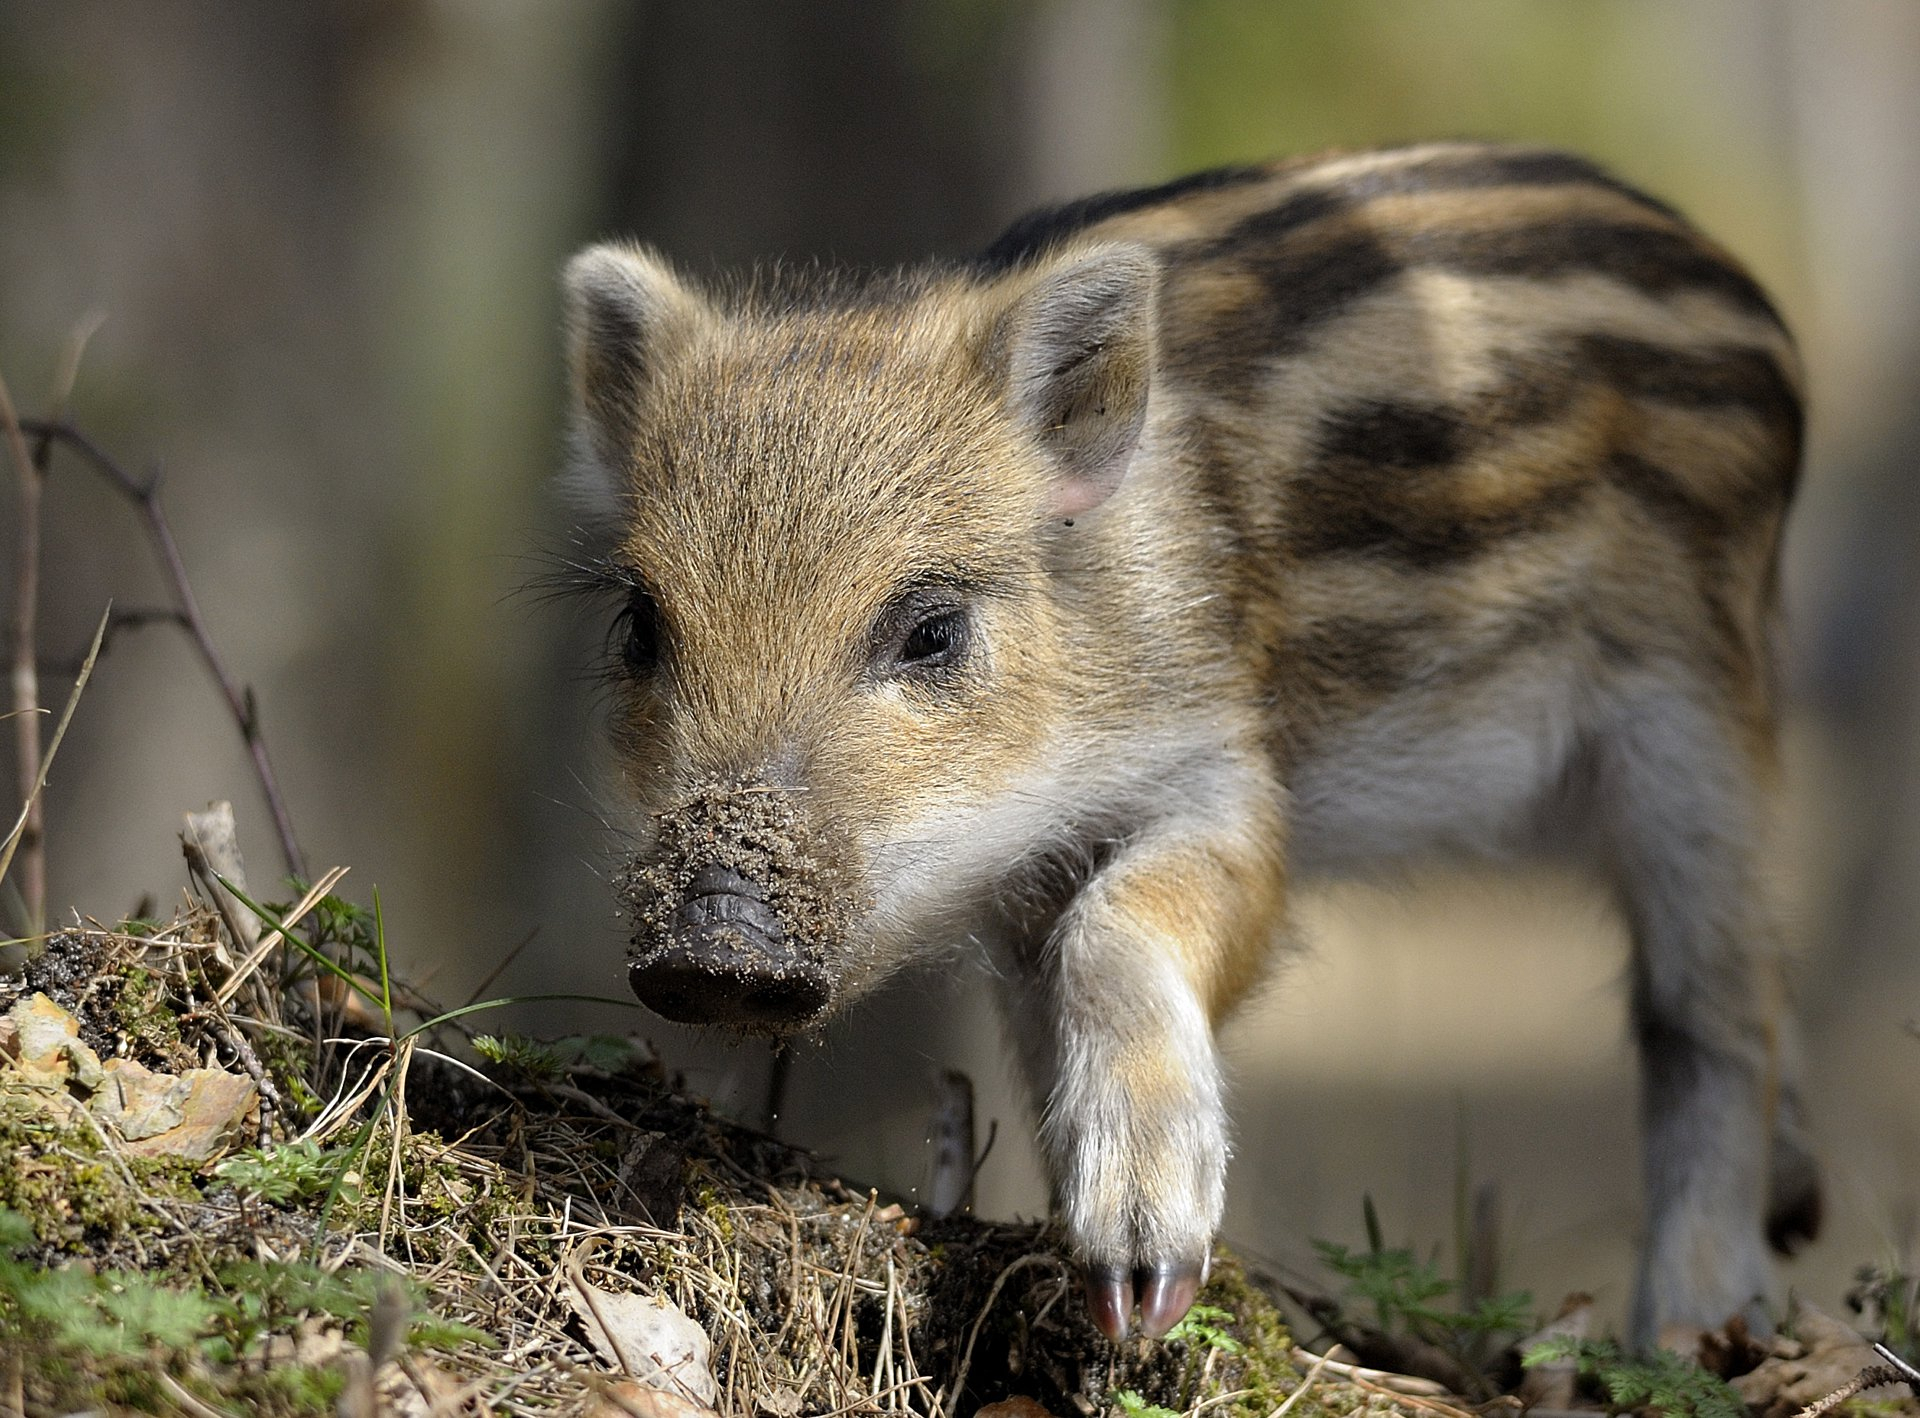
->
[36, 605, 191, 675]
[0, 370, 46, 934]
[0, 605, 110, 902]
[18, 415, 309, 882]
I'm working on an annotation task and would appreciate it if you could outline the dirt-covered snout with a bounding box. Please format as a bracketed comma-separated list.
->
[619, 777, 855, 1033]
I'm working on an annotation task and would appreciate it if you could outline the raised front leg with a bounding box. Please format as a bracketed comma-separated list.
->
[996, 791, 1287, 1340]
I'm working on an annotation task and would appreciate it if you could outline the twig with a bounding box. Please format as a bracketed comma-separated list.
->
[1268, 1346, 1334, 1418]
[1287, 1346, 1451, 1398]
[156, 1370, 241, 1418]
[941, 1252, 1057, 1418]
[0, 606, 110, 904]
[18, 415, 307, 880]
[1874, 1341, 1920, 1386]
[1, 322, 104, 934]
[0, 372, 45, 933]
[36, 605, 190, 675]
[1793, 1364, 1908, 1418]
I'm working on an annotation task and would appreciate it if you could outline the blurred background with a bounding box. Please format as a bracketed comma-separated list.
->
[2, 0, 1916, 1335]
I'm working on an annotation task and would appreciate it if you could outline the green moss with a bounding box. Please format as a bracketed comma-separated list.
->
[0, 1095, 195, 1250]
[1168, 1248, 1301, 1418]
[696, 1183, 735, 1242]
[114, 968, 195, 1073]
[228, 1362, 349, 1415]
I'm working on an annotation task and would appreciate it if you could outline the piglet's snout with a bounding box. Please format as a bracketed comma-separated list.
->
[627, 863, 831, 1028]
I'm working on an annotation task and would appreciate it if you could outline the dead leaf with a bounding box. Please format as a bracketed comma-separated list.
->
[588, 1379, 719, 1418]
[1733, 1301, 1898, 1418]
[565, 1277, 717, 1407]
[756, 1382, 804, 1417]
[1517, 1293, 1592, 1410]
[977, 1399, 1062, 1418]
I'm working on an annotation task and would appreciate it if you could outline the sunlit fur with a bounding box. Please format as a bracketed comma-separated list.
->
[561, 141, 1811, 1343]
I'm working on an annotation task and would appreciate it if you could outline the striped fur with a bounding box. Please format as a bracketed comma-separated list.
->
[561, 141, 1812, 1343]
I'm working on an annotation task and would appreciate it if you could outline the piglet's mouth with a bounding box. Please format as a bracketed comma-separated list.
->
[619, 779, 850, 1035]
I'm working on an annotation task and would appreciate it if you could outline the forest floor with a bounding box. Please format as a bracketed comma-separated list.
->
[4, 846, 1919, 1418]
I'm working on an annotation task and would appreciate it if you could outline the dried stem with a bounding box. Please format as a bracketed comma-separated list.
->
[0, 373, 46, 934]
[18, 415, 308, 881]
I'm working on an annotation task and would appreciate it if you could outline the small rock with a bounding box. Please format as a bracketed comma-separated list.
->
[90, 1057, 192, 1139]
[7, 992, 80, 1065]
[119, 1068, 258, 1161]
[2, 992, 106, 1099]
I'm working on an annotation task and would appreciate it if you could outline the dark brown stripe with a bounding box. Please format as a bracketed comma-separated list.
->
[1312, 400, 1465, 470]
[1603, 451, 1739, 548]
[1180, 219, 1787, 374]
[1339, 146, 1685, 221]
[1197, 227, 1407, 366]
[1205, 146, 1683, 260]
[1284, 611, 1445, 696]
[978, 163, 1274, 271]
[1180, 215, 1785, 374]
[1285, 463, 1588, 570]
[1578, 334, 1803, 469]
[1411, 219, 1785, 324]
[1283, 395, 1585, 568]
[979, 142, 1684, 275]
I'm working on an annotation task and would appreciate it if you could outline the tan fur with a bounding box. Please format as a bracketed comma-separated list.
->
[560, 141, 1812, 1341]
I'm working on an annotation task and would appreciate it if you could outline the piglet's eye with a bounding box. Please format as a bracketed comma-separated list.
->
[900, 610, 967, 667]
[617, 590, 664, 674]
[869, 588, 973, 683]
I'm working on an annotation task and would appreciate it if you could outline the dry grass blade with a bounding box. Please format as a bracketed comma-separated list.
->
[0, 602, 109, 903]
[941, 1252, 1054, 1418]
[211, 863, 351, 1007]
[1269, 1347, 1335, 1418]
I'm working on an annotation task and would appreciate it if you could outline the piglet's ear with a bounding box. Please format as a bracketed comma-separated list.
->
[561, 243, 705, 512]
[999, 245, 1157, 518]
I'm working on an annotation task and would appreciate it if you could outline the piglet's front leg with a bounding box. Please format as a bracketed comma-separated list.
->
[1007, 800, 1286, 1340]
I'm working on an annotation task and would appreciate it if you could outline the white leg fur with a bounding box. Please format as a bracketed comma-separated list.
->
[1597, 685, 1781, 1344]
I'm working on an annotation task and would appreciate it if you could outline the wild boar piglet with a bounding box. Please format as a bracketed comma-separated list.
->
[558, 142, 1815, 1343]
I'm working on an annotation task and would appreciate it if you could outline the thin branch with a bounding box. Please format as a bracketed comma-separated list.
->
[37, 605, 190, 675]
[0, 319, 102, 936]
[0, 372, 45, 934]
[19, 415, 308, 881]
[0, 605, 110, 897]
